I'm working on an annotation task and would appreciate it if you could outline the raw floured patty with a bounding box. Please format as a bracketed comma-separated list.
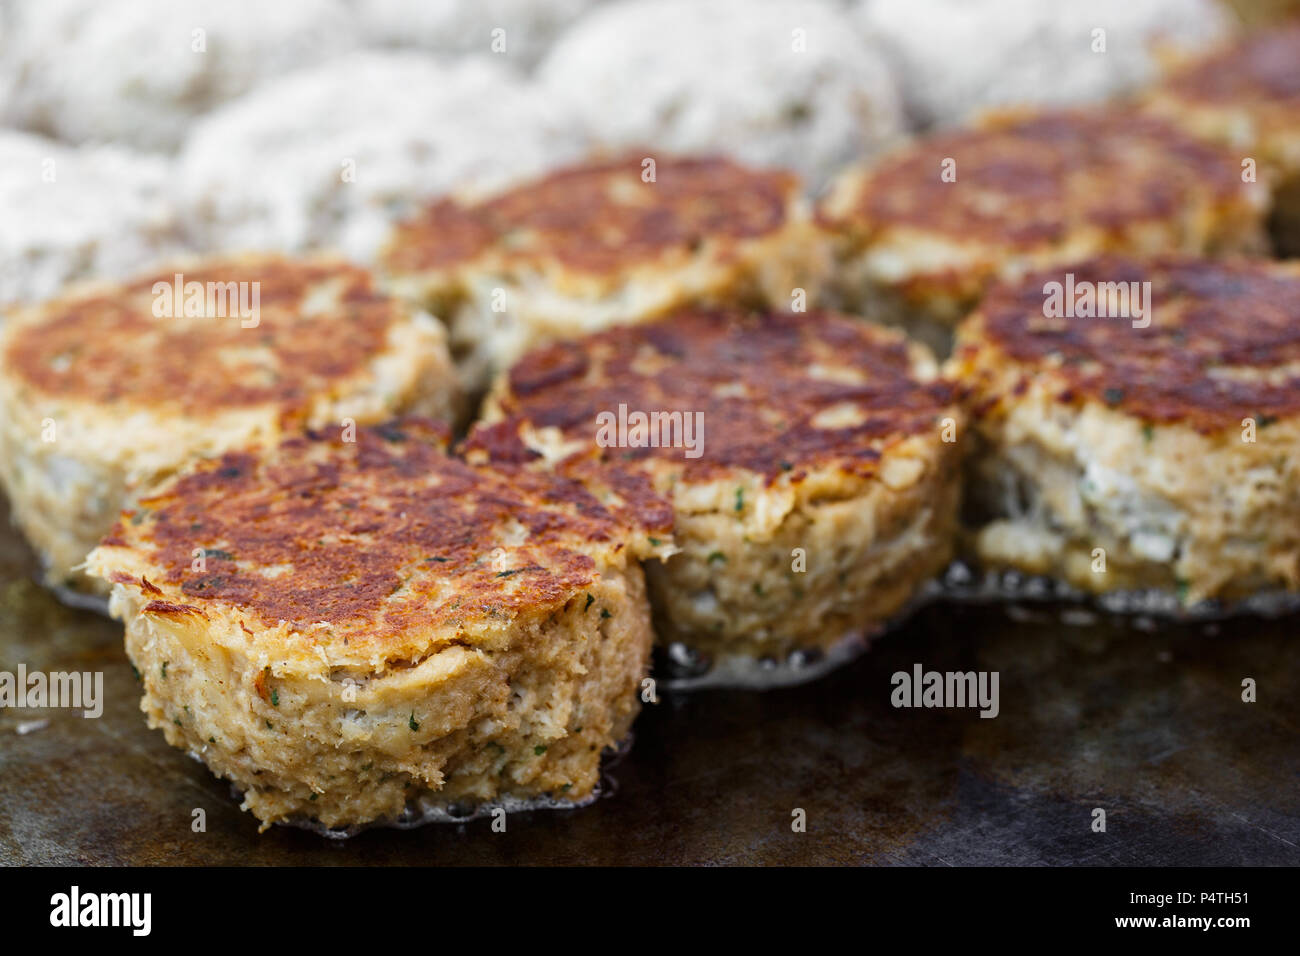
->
[0, 130, 183, 308]
[0, 0, 359, 151]
[858, 0, 1233, 130]
[537, 0, 905, 189]
[177, 51, 585, 261]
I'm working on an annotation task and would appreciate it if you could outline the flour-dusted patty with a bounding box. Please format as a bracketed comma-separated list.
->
[381, 154, 828, 390]
[1144, 23, 1300, 254]
[85, 420, 672, 833]
[950, 256, 1300, 608]
[350, 0, 596, 69]
[537, 0, 905, 189]
[0, 255, 456, 601]
[464, 309, 962, 685]
[858, 0, 1233, 130]
[0, 131, 184, 308]
[177, 51, 583, 261]
[0, 0, 359, 152]
[819, 107, 1269, 351]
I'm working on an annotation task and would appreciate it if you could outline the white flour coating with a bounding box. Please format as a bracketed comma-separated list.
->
[857, 0, 1235, 130]
[349, 0, 597, 70]
[0, 0, 359, 152]
[538, 0, 905, 190]
[177, 51, 589, 261]
[0, 131, 184, 308]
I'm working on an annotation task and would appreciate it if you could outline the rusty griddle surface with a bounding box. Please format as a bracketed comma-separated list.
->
[2, 493, 1298, 866]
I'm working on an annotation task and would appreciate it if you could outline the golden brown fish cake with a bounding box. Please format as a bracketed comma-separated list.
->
[819, 107, 1270, 351]
[1144, 24, 1300, 253]
[463, 309, 964, 682]
[85, 419, 672, 832]
[949, 255, 1300, 606]
[0, 254, 457, 601]
[379, 154, 830, 389]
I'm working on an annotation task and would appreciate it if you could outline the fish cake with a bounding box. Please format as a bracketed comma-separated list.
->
[819, 107, 1269, 352]
[464, 308, 963, 686]
[379, 154, 829, 389]
[950, 255, 1300, 608]
[0, 254, 457, 602]
[85, 419, 672, 833]
[1144, 23, 1300, 254]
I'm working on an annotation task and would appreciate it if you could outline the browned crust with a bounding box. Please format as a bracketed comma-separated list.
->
[820, 108, 1248, 247]
[956, 256, 1300, 432]
[96, 419, 670, 644]
[1161, 24, 1300, 107]
[2, 256, 407, 416]
[381, 154, 798, 277]
[464, 309, 955, 483]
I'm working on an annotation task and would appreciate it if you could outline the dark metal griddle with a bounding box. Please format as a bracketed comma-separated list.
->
[2, 493, 1297, 866]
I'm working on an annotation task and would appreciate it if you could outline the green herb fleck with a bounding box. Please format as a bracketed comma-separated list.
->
[584, 592, 595, 612]
[270, 689, 279, 707]
[707, 551, 726, 564]
[409, 712, 420, 731]
[600, 608, 611, 619]
[1103, 387, 1125, 406]
[1142, 424, 1154, 443]
[534, 745, 548, 756]
[734, 487, 745, 513]
[160, 662, 168, 679]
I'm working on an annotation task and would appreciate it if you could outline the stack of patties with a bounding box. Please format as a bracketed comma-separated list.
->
[0, 255, 457, 603]
[1144, 23, 1300, 253]
[950, 256, 1300, 610]
[379, 154, 829, 389]
[818, 107, 1270, 351]
[85, 420, 673, 833]
[463, 308, 963, 686]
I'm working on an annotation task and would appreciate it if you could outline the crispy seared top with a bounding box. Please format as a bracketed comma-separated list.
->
[94, 420, 671, 645]
[381, 155, 798, 277]
[466, 309, 955, 483]
[821, 109, 1245, 247]
[1162, 25, 1300, 107]
[3, 256, 406, 416]
[959, 257, 1300, 431]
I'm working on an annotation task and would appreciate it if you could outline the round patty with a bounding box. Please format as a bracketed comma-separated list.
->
[950, 255, 1300, 606]
[380, 154, 827, 389]
[464, 308, 963, 682]
[85, 419, 672, 833]
[819, 107, 1269, 347]
[1146, 23, 1300, 176]
[0, 254, 457, 600]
